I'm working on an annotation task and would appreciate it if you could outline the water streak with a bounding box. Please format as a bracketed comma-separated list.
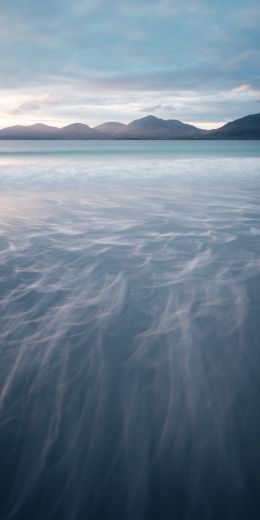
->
[0, 145, 260, 519]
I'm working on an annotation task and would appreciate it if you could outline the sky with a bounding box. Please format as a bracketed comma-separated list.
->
[0, 0, 260, 129]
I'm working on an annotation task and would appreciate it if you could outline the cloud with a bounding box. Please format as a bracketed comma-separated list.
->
[0, 0, 259, 126]
[231, 84, 260, 100]
[232, 84, 252, 94]
[139, 104, 179, 113]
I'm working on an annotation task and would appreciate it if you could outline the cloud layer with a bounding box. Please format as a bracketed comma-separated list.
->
[1, 0, 260, 127]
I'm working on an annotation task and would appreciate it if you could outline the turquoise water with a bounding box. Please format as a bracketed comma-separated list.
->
[0, 141, 260, 520]
[0, 139, 260, 158]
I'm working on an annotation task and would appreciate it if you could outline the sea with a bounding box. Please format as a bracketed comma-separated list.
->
[0, 140, 260, 520]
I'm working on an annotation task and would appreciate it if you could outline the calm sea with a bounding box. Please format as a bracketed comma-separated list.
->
[0, 140, 260, 520]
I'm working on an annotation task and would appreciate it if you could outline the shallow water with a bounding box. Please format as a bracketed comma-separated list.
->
[0, 141, 260, 520]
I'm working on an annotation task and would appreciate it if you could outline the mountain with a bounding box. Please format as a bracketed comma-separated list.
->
[206, 113, 260, 139]
[0, 113, 259, 139]
[0, 123, 59, 139]
[120, 115, 205, 139]
[96, 115, 205, 139]
[0, 116, 205, 140]
[95, 122, 126, 134]
[0, 122, 102, 140]
[57, 123, 100, 139]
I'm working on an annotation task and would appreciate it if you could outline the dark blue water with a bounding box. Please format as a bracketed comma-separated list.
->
[0, 141, 260, 519]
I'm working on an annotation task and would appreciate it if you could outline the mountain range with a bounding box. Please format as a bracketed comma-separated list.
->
[0, 113, 259, 140]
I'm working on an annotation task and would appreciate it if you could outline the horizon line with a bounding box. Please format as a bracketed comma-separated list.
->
[0, 111, 258, 134]
[0, 114, 228, 132]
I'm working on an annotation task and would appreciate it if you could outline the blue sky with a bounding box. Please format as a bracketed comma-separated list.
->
[0, 0, 260, 128]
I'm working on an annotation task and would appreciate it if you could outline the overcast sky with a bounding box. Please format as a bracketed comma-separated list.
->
[1, 0, 260, 128]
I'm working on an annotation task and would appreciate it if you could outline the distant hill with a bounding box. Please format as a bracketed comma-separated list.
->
[0, 113, 259, 139]
[206, 113, 260, 139]
[0, 122, 102, 140]
[119, 115, 205, 138]
[96, 116, 204, 138]
[95, 122, 126, 134]
[0, 123, 59, 139]
[57, 123, 100, 139]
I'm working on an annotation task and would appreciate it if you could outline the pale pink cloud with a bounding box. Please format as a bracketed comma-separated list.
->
[232, 84, 251, 94]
